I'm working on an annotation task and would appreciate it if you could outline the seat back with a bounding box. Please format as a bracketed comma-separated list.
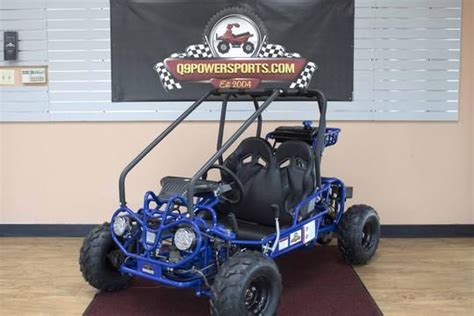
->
[223, 137, 291, 226]
[275, 140, 316, 220]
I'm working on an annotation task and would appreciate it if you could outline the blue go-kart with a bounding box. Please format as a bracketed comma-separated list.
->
[80, 89, 380, 315]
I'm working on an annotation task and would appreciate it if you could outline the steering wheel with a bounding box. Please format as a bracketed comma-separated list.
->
[203, 164, 244, 204]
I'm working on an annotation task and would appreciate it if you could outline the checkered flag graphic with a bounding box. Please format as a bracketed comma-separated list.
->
[289, 62, 318, 89]
[153, 62, 182, 91]
[284, 52, 301, 58]
[170, 52, 187, 58]
[185, 44, 213, 59]
[258, 43, 286, 58]
[153, 44, 211, 91]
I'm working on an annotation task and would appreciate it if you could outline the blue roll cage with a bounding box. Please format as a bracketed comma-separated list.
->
[110, 89, 348, 296]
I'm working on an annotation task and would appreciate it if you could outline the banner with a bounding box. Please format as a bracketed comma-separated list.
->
[111, 0, 354, 101]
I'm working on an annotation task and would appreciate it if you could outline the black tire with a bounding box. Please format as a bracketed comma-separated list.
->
[243, 42, 255, 54]
[210, 251, 282, 316]
[337, 205, 380, 265]
[79, 223, 131, 291]
[217, 41, 230, 54]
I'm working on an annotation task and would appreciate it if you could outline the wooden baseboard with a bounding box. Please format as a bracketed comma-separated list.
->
[0, 224, 96, 237]
[0, 224, 472, 237]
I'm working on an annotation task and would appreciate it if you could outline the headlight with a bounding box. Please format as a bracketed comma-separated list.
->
[112, 215, 130, 236]
[173, 227, 196, 251]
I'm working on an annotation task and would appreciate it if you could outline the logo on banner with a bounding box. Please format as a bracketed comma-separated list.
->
[154, 7, 317, 91]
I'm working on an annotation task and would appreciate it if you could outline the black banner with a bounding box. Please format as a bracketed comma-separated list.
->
[111, 0, 354, 101]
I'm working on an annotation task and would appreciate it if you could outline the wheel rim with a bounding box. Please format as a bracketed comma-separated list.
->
[244, 43, 253, 53]
[361, 219, 375, 249]
[106, 248, 123, 270]
[244, 276, 270, 314]
[219, 42, 229, 53]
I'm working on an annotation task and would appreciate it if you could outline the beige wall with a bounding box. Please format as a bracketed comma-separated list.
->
[1, 2, 473, 225]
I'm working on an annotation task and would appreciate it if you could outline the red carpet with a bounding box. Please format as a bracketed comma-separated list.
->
[84, 246, 382, 315]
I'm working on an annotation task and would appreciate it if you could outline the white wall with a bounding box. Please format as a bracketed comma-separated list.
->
[0, 0, 462, 121]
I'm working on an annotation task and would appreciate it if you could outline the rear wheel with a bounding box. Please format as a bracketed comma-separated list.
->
[79, 223, 131, 291]
[243, 42, 255, 54]
[337, 205, 380, 265]
[210, 251, 281, 316]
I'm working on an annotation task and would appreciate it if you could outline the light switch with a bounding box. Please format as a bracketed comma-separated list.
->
[21, 68, 47, 84]
[0, 69, 15, 85]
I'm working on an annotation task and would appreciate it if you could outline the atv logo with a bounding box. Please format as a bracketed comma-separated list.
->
[154, 7, 317, 91]
[210, 15, 261, 57]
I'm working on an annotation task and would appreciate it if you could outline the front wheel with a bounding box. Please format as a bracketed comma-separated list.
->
[217, 41, 230, 54]
[337, 204, 380, 265]
[79, 223, 131, 291]
[210, 251, 282, 316]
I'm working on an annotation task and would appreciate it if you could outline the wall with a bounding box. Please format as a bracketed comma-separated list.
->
[0, 0, 472, 225]
[0, 0, 462, 122]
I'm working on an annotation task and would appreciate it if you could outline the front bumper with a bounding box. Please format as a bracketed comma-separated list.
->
[119, 259, 203, 288]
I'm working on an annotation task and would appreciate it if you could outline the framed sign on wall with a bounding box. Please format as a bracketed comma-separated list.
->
[110, 0, 355, 102]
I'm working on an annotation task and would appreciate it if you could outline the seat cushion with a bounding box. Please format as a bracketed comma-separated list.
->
[233, 31, 251, 37]
[275, 141, 316, 220]
[223, 137, 291, 226]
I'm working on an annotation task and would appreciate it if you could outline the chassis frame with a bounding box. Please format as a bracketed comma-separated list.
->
[110, 88, 349, 296]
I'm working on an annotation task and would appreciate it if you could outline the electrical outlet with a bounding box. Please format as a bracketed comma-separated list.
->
[0, 68, 15, 85]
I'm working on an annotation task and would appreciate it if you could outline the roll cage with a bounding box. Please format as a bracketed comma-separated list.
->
[118, 88, 327, 212]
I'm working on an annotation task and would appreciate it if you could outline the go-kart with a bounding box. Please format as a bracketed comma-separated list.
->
[80, 88, 380, 315]
[216, 23, 255, 54]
